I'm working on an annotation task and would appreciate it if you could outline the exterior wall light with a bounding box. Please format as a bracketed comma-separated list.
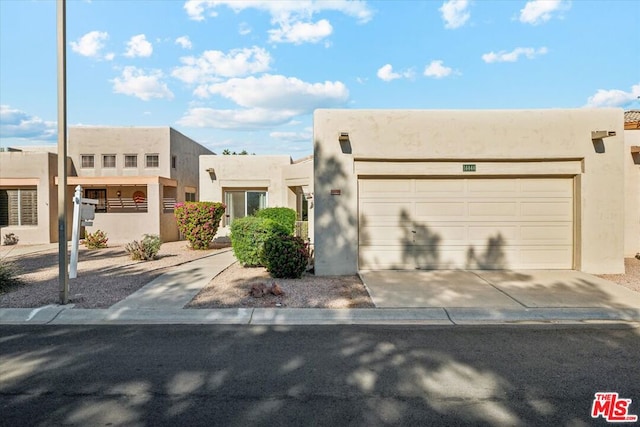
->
[591, 130, 616, 140]
[338, 132, 352, 154]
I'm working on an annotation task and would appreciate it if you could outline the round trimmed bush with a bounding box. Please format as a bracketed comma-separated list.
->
[263, 235, 310, 279]
[255, 207, 296, 235]
[230, 216, 289, 267]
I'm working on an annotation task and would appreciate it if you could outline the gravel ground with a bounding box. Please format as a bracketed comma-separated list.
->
[187, 262, 374, 309]
[596, 257, 640, 293]
[0, 241, 221, 309]
[2, 241, 638, 309]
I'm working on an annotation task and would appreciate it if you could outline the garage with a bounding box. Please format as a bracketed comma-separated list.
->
[358, 177, 574, 270]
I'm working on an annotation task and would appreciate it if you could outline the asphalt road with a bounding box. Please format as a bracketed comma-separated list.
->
[1, 324, 639, 426]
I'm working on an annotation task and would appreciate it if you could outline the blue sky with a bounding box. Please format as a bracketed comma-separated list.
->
[1, 0, 639, 157]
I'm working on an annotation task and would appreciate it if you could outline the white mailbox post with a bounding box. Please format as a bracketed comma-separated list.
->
[70, 185, 98, 279]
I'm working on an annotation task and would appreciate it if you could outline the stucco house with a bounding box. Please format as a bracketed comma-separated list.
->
[313, 108, 629, 276]
[0, 126, 212, 244]
[624, 110, 640, 257]
[200, 154, 313, 241]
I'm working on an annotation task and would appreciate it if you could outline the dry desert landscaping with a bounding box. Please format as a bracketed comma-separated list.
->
[1, 241, 638, 309]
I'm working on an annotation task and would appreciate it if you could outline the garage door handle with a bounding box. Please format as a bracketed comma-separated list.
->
[411, 230, 416, 233]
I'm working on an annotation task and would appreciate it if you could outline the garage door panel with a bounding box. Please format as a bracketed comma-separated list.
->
[360, 201, 414, 216]
[517, 247, 573, 269]
[520, 201, 573, 219]
[520, 225, 573, 244]
[415, 179, 464, 195]
[359, 177, 574, 270]
[415, 201, 466, 217]
[468, 201, 519, 217]
[520, 179, 573, 197]
[467, 179, 518, 196]
[360, 179, 413, 197]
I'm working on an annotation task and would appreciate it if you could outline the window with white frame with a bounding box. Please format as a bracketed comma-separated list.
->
[124, 154, 137, 168]
[102, 154, 116, 168]
[224, 190, 267, 225]
[146, 154, 159, 168]
[185, 191, 196, 202]
[81, 155, 95, 168]
[0, 189, 38, 226]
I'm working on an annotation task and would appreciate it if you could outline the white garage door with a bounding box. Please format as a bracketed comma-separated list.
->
[358, 178, 574, 270]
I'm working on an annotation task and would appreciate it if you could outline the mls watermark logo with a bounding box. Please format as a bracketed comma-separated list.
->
[591, 392, 638, 423]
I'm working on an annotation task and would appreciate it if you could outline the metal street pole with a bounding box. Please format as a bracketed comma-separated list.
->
[57, 0, 68, 304]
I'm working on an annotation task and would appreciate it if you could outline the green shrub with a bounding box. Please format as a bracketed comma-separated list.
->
[255, 207, 296, 235]
[125, 234, 162, 261]
[263, 235, 310, 279]
[0, 258, 22, 292]
[175, 202, 226, 250]
[84, 229, 108, 249]
[230, 216, 289, 267]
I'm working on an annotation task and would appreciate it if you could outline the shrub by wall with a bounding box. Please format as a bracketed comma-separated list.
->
[255, 207, 297, 235]
[263, 235, 310, 279]
[125, 234, 162, 261]
[175, 202, 226, 250]
[230, 216, 289, 267]
[84, 229, 108, 249]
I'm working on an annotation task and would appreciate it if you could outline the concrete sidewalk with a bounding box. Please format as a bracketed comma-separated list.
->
[1, 247, 639, 325]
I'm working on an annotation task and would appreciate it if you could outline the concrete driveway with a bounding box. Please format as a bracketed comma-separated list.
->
[359, 269, 640, 311]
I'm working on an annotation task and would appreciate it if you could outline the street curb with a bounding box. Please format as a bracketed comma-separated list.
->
[1, 306, 639, 326]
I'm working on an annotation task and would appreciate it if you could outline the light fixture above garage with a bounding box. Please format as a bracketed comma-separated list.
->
[591, 130, 616, 140]
[338, 132, 352, 154]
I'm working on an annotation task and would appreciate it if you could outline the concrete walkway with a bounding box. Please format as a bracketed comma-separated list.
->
[1, 246, 639, 325]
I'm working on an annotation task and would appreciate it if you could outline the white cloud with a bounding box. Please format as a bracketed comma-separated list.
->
[585, 83, 640, 108]
[199, 74, 349, 111]
[178, 74, 349, 130]
[269, 19, 333, 44]
[124, 34, 153, 58]
[183, 0, 373, 45]
[111, 67, 174, 101]
[0, 105, 57, 141]
[377, 64, 413, 82]
[239, 22, 252, 35]
[482, 47, 548, 63]
[519, 0, 569, 25]
[424, 60, 454, 78]
[270, 129, 313, 142]
[172, 46, 271, 85]
[440, 0, 470, 29]
[184, 0, 374, 23]
[175, 36, 193, 49]
[70, 30, 112, 59]
[177, 107, 299, 130]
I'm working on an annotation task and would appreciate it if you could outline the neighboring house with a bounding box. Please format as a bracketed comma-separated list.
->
[313, 108, 627, 276]
[0, 127, 212, 245]
[199, 154, 313, 241]
[0, 147, 61, 244]
[624, 110, 640, 257]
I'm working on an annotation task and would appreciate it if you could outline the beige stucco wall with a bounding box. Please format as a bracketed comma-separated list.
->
[169, 128, 214, 203]
[624, 129, 640, 257]
[200, 155, 293, 234]
[0, 151, 58, 244]
[314, 108, 625, 275]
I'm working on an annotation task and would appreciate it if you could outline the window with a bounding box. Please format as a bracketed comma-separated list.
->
[172, 155, 177, 169]
[0, 189, 37, 226]
[84, 189, 107, 212]
[146, 154, 159, 168]
[124, 155, 137, 168]
[224, 190, 267, 225]
[102, 155, 116, 168]
[81, 155, 94, 168]
[185, 192, 196, 202]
